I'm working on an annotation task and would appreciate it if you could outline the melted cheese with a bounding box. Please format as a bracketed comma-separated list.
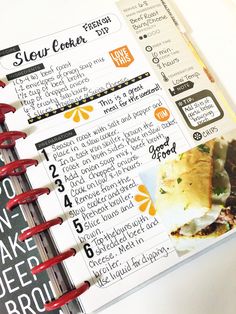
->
[179, 138, 230, 236]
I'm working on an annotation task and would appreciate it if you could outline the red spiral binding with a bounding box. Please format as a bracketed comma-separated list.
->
[0, 102, 91, 309]
[6, 187, 50, 211]
[0, 131, 27, 149]
[45, 281, 90, 311]
[0, 159, 38, 180]
[19, 217, 63, 242]
[31, 248, 76, 275]
[0, 80, 6, 88]
[0, 104, 16, 124]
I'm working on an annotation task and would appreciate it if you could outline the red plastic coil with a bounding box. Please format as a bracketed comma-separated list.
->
[6, 187, 50, 211]
[0, 159, 38, 180]
[31, 248, 76, 275]
[0, 80, 6, 88]
[0, 131, 27, 149]
[0, 104, 16, 124]
[19, 217, 63, 242]
[44, 281, 90, 311]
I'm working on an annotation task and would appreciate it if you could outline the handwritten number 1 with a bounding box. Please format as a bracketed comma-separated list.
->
[41, 149, 49, 161]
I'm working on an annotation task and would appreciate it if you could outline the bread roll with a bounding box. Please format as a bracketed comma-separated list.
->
[156, 141, 215, 233]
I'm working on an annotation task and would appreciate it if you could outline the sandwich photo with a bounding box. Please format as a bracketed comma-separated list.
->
[140, 130, 236, 254]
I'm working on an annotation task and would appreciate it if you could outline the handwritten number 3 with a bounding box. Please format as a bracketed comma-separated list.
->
[55, 179, 65, 192]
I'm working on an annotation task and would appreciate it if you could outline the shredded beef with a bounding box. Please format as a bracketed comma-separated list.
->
[172, 140, 236, 238]
[195, 223, 217, 236]
[215, 208, 235, 226]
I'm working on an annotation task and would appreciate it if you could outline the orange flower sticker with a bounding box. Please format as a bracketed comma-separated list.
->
[134, 185, 156, 216]
[64, 105, 93, 123]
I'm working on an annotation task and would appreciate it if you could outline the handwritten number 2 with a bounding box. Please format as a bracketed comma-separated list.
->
[49, 164, 60, 178]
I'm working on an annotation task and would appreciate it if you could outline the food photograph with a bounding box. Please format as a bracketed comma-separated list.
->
[141, 129, 236, 254]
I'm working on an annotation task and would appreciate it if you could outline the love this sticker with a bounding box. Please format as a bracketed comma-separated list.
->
[109, 45, 134, 67]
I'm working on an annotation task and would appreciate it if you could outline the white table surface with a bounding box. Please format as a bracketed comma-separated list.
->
[1, 1, 236, 313]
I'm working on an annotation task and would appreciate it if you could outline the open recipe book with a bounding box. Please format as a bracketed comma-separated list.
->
[1, 0, 236, 312]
